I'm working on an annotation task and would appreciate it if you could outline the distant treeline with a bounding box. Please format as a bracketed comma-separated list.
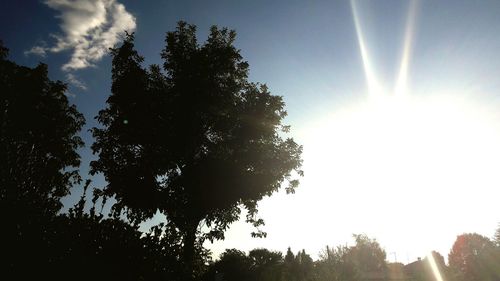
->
[2, 22, 500, 281]
[204, 231, 500, 281]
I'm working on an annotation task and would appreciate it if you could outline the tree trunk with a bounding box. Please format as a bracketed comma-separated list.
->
[182, 221, 199, 281]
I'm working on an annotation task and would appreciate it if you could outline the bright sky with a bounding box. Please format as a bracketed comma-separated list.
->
[2, 0, 500, 263]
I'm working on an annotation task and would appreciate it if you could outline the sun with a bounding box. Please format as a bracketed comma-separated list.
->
[295, 0, 500, 261]
[300, 90, 500, 259]
[303, 93, 500, 195]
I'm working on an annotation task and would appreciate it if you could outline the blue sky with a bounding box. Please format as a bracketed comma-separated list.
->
[2, 0, 500, 262]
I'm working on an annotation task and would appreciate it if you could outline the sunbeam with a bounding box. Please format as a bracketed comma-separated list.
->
[351, 0, 419, 97]
[350, 0, 383, 96]
[395, 0, 419, 96]
[427, 253, 445, 281]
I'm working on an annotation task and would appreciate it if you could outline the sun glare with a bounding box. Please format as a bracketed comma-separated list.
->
[298, 92, 500, 259]
[395, 0, 418, 96]
[295, 0, 500, 258]
[303, 94, 500, 196]
[350, 0, 383, 96]
[428, 252, 445, 281]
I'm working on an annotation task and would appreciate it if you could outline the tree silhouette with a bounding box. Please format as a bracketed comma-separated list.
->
[91, 22, 303, 280]
[204, 248, 286, 281]
[204, 249, 253, 281]
[295, 249, 315, 281]
[248, 248, 284, 281]
[283, 247, 297, 281]
[282, 248, 316, 281]
[0, 40, 85, 277]
[1, 40, 176, 281]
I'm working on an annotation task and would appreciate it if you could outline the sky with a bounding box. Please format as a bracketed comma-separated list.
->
[2, 0, 500, 263]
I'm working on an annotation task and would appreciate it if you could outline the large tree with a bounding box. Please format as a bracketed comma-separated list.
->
[0, 40, 85, 276]
[448, 233, 500, 281]
[91, 22, 303, 280]
[0, 41, 84, 217]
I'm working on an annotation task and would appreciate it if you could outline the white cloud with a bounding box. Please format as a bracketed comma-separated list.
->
[66, 73, 87, 90]
[27, 0, 136, 71]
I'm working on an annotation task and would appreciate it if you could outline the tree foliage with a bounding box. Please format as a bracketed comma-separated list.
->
[0, 41, 84, 217]
[348, 234, 387, 274]
[91, 22, 303, 279]
[248, 248, 284, 281]
[316, 245, 356, 281]
[494, 224, 500, 247]
[0, 40, 85, 277]
[448, 233, 500, 281]
[315, 234, 386, 281]
[205, 248, 312, 281]
[0, 40, 182, 281]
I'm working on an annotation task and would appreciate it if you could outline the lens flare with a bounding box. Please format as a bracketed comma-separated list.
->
[350, 0, 383, 96]
[395, 0, 419, 96]
[351, 0, 419, 97]
[427, 253, 445, 281]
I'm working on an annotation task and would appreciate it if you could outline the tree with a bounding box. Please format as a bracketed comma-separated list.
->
[248, 248, 284, 281]
[348, 234, 387, 274]
[48, 198, 150, 280]
[91, 23, 303, 280]
[316, 245, 356, 281]
[0, 40, 85, 277]
[295, 249, 315, 281]
[315, 234, 386, 281]
[205, 249, 253, 281]
[204, 248, 284, 281]
[282, 248, 315, 281]
[0, 40, 84, 217]
[448, 233, 500, 281]
[283, 247, 297, 281]
[494, 224, 500, 247]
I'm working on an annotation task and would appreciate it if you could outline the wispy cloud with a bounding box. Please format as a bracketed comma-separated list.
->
[66, 73, 87, 90]
[65, 91, 77, 98]
[27, 0, 136, 71]
[24, 45, 47, 57]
